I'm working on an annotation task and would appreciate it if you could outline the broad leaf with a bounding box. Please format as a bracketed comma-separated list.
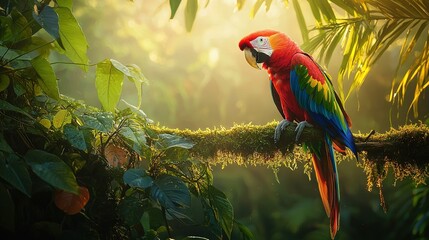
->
[95, 59, 124, 112]
[235, 220, 255, 240]
[110, 59, 131, 76]
[185, 0, 198, 31]
[63, 124, 87, 151]
[121, 100, 149, 120]
[53, 109, 71, 129]
[25, 149, 79, 194]
[126, 64, 146, 108]
[33, 5, 60, 41]
[118, 195, 144, 226]
[39, 118, 51, 129]
[0, 153, 32, 197]
[123, 168, 153, 189]
[170, 0, 182, 19]
[151, 175, 191, 209]
[80, 112, 114, 133]
[55, 7, 88, 68]
[0, 75, 10, 92]
[120, 126, 147, 155]
[208, 186, 234, 239]
[0, 99, 33, 119]
[0, 133, 13, 153]
[56, 0, 73, 9]
[104, 144, 128, 167]
[31, 56, 60, 100]
[7, 9, 32, 44]
[157, 133, 194, 150]
[140, 211, 150, 233]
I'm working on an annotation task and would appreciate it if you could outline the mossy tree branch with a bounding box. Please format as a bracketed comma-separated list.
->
[152, 122, 429, 186]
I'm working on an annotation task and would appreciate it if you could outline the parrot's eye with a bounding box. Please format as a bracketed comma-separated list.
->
[254, 37, 268, 47]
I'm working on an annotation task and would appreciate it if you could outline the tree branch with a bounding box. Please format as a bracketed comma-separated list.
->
[153, 122, 429, 165]
[152, 122, 429, 186]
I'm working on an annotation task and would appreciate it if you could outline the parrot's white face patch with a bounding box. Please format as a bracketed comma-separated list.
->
[250, 37, 273, 57]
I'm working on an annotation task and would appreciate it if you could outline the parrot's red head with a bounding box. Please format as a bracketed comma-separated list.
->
[239, 30, 301, 71]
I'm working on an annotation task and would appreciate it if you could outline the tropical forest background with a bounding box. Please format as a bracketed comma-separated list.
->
[0, 0, 428, 240]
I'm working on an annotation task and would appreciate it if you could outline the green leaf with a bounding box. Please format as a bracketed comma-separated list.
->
[33, 5, 60, 41]
[13, 82, 26, 97]
[123, 168, 153, 189]
[121, 100, 149, 120]
[0, 15, 14, 44]
[8, 9, 32, 44]
[25, 149, 79, 194]
[208, 186, 234, 239]
[236, 0, 245, 10]
[185, 0, 198, 31]
[120, 126, 147, 155]
[151, 175, 191, 209]
[250, 0, 264, 18]
[110, 59, 131, 76]
[141, 212, 150, 233]
[95, 59, 124, 112]
[0, 153, 32, 197]
[118, 195, 144, 226]
[0, 75, 10, 92]
[126, 64, 146, 108]
[170, 0, 182, 19]
[157, 134, 194, 150]
[235, 220, 254, 240]
[0, 133, 13, 153]
[55, 7, 89, 69]
[0, 99, 34, 119]
[56, 0, 73, 9]
[53, 109, 71, 129]
[0, 183, 15, 231]
[31, 56, 60, 100]
[80, 112, 114, 133]
[292, 0, 308, 42]
[63, 124, 87, 151]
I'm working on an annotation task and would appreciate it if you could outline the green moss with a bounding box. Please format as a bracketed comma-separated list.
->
[151, 122, 429, 191]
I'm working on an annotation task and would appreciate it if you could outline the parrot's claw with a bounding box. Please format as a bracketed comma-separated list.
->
[295, 121, 312, 142]
[274, 119, 292, 144]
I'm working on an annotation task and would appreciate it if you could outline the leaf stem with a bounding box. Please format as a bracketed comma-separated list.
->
[1, 40, 55, 67]
[161, 206, 172, 238]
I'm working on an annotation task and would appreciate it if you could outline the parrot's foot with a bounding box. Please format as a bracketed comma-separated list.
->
[295, 121, 313, 142]
[274, 119, 292, 144]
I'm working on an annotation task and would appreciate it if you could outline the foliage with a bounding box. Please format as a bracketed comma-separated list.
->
[1, 0, 428, 239]
[294, 0, 429, 119]
[0, 1, 250, 239]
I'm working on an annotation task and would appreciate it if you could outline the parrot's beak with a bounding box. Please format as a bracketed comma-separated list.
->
[244, 48, 261, 69]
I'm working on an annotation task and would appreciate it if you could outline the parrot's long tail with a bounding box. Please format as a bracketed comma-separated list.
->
[310, 134, 340, 239]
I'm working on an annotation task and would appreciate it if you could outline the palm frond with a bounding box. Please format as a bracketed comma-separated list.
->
[295, 0, 429, 117]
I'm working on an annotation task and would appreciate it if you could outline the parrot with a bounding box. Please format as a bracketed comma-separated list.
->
[239, 30, 358, 239]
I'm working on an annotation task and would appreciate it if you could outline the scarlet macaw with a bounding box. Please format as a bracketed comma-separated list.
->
[239, 30, 358, 239]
